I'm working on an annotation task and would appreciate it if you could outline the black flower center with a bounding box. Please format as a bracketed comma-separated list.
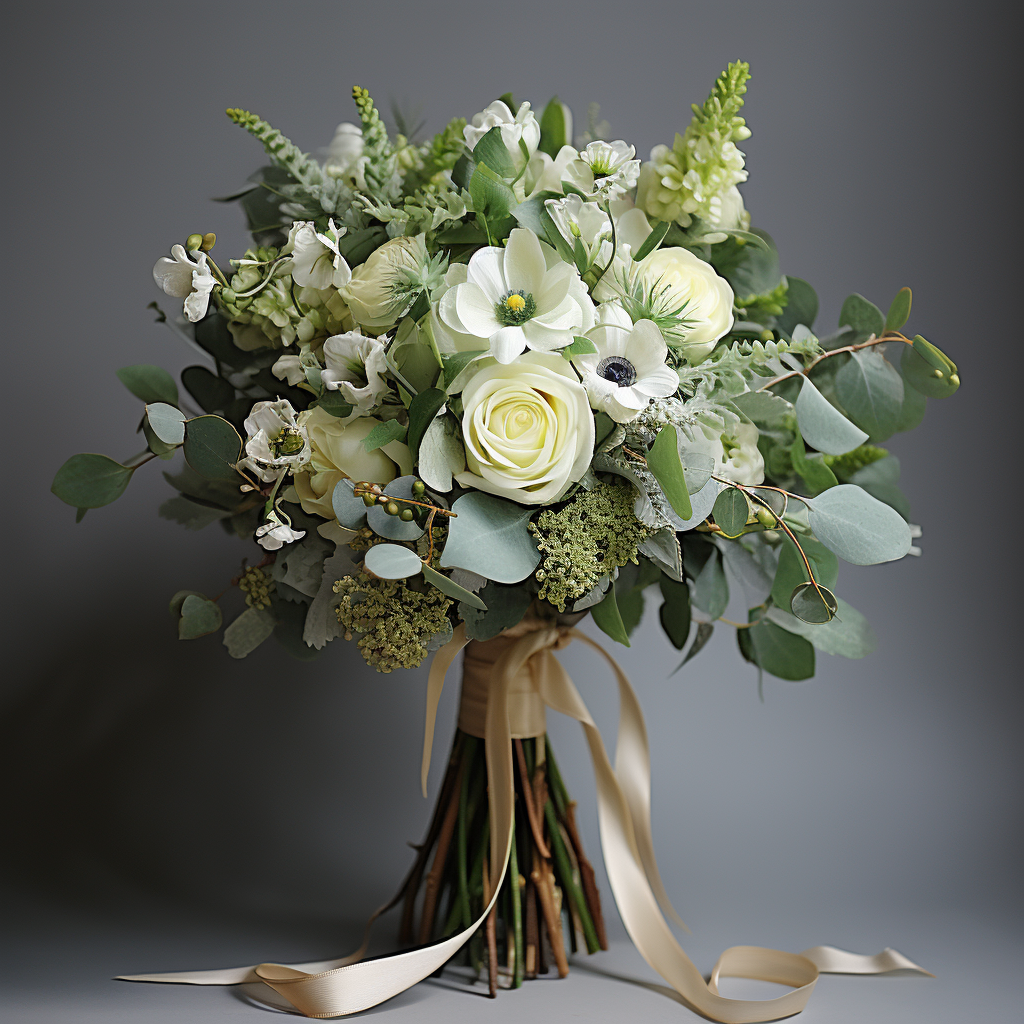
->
[597, 355, 637, 387]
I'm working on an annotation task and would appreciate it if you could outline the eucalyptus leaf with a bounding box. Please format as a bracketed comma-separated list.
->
[178, 594, 223, 640]
[366, 476, 426, 541]
[895, 368, 927, 433]
[849, 455, 911, 521]
[671, 622, 714, 674]
[806, 484, 912, 564]
[159, 495, 231, 531]
[790, 432, 838, 495]
[717, 537, 775, 607]
[331, 478, 369, 529]
[674, 478, 722, 531]
[364, 543, 424, 580]
[658, 576, 691, 649]
[692, 547, 729, 620]
[790, 581, 838, 623]
[116, 364, 179, 405]
[419, 563, 486, 610]
[181, 365, 234, 413]
[406, 388, 446, 460]
[713, 488, 749, 537]
[738, 615, 815, 681]
[732, 390, 794, 427]
[52, 454, 133, 509]
[795, 377, 869, 455]
[768, 598, 877, 658]
[183, 415, 243, 482]
[223, 606, 276, 658]
[146, 403, 187, 446]
[417, 415, 465, 493]
[440, 492, 540, 582]
[834, 349, 905, 441]
[771, 534, 838, 609]
[361, 419, 408, 452]
[885, 287, 912, 331]
[838, 293, 885, 336]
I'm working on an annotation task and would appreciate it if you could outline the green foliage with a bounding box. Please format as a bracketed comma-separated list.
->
[822, 444, 889, 481]
[159, 495, 231, 530]
[225, 108, 322, 186]
[223, 606, 275, 658]
[146, 403, 186, 446]
[361, 419, 408, 452]
[116, 364, 179, 406]
[712, 487, 749, 537]
[838, 293, 885, 337]
[421, 563, 487, 611]
[364, 542, 423, 579]
[768, 598, 877, 659]
[646, 425, 692, 520]
[690, 546, 729, 620]
[901, 336, 960, 398]
[835, 349, 905, 441]
[529, 480, 649, 612]
[806, 484, 912, 564]
[406, 388, 446, 459]
[790, 432, 838, 495]
[52, 454, 133, 509]
[633, 220, 670, 262]
[886, 287, 912, 331]
[737, 612, 815, 681]
[658, 576, 692, 649]
[539, 96, 569, 158]
[420, 117, 468, 179]
[794, 377, 869, 455]
[460, 583, 533, 641]
[591, 585, 630, 647]
[441, 493, 541, 584]
[178, 594, 223, 640]
[789, 581, 838, 624]
[351, 86, 401, 202]
[182, 365, 235, 413]
[771, 534, 838, 611]
[183, 415, 243, 481]
[736, 279, 789, 325]
[775, 276, 819, 336]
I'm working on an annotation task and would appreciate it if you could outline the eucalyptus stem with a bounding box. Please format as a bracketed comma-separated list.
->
[457, 736, 478, 932]
[509, 815, 524, 988]
[544, 799, 600, 954]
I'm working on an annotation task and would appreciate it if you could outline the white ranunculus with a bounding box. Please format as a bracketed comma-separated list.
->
[321, 331, 389, 416]
[241, 400, 312, 483]
[256, 510, 306, 550]
[153, 244, 217, 322]
[632, 247, 734, 361]
[456, 351, 594, 505]
[286, 220, 352, 291]
[574, 309, 679, 423]
[293, 409, 410, 520]
[324, 122, 367, 188]
[464, 100, 541, 168]
[343, 235, 424, 331]
[437, 227, 593, 364]
[719, 421, 764, 485]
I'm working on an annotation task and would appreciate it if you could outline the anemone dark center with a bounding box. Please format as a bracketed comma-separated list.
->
[597, 355, 637, 387]
[496, 289, 536, 326]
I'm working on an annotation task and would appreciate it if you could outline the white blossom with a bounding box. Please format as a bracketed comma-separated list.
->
[321, 331, 389, 416]
[286, 219, 352, 290]
[240, 400, 311, 483]
[256, 510, 306, 550]
[152, 244, 216, 322]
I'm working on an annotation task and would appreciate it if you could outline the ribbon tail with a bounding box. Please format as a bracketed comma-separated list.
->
[420, 623, 468, 797]
[801, 945, 935, 978]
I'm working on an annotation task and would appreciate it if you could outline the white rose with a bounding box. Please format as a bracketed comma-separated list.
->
[456, 351, 594, 505]
[343, 236, 424, 331]
[633, 247, 734, 361]
[294, 409, 411, 519]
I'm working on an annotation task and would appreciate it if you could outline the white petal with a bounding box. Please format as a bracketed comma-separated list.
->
[466, 246, 508, 300]
[456, 283, 501, 337]
[503, 228, 545, 296]
[153, 257, 193, 298]
[534, 260, 573, 313]
[631, 366, 680, 399]
[490, 325, 527, 363]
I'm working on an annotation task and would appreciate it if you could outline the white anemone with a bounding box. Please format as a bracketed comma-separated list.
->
[152, 244, 216, 322]
[573, 307, 679, 423]
[437, 228, 593, 364]
[287, 219, 352, 290]
[321, 331, 389, 416]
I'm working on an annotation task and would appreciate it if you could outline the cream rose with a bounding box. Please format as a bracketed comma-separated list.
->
[634, 247, 734, 362]
[456, 352, 594, 505]
[343, 236, 424, 331]
[294, 409, 411, 519]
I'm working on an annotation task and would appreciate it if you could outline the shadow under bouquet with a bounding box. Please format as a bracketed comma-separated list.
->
[53, 62, 957, 1021]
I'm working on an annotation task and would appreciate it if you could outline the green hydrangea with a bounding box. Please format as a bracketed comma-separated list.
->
[637, 61, 751, 229]
[529, 480, 650, 612]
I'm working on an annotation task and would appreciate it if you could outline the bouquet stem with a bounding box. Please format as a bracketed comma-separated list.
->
[398, 726, 607, 991]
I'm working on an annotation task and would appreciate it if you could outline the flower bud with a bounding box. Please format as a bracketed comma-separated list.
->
[185, 233, 204, 251]
[200, 232, 217, 251]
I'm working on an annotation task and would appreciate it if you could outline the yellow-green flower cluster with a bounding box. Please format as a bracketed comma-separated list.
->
[529, 480, 650, 612]
[238, 565, 274, 610]
[823, 445, 889, 480]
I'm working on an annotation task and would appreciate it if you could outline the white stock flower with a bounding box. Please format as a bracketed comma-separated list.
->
[718, 421, 764, 485]
[437, 228, 594, 363]
[573, 307, 678, 423]
[464, 100, 541, 167]
[256, 510, 306, 550]
[457, 351, 594, 505]
[324, 122, 367, 188]
[321, 331, 389, 416]
[631, 247, 734, 361]
[241, 400, 312, 483]
[152, 244, 216, 322]
[286, 220, 352, 290]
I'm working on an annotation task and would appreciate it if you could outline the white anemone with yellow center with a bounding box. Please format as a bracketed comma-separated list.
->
[573, 306, 680, 423]
[457, 351, 595, 504]
[438, 227, 594, 364]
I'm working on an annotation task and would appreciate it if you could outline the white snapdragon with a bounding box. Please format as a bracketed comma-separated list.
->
[464, 100, 540, 168]
[437, 228, 594, 364]
[256, 510, 306, 551]
[286, 219, 352, 290]
[573, 305, 678, 423]
[241, 399, 311, 483]
[152, 244, 217, 322]
[321, 331, 389, 416]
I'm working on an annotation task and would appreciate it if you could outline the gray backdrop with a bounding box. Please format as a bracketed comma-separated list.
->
[3, 1, 1020, 1021]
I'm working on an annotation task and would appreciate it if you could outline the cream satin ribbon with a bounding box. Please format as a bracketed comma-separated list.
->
[120, 622, 931, 1019]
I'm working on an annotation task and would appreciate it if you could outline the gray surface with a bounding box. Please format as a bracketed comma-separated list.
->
[3, 1, 1021, 1021]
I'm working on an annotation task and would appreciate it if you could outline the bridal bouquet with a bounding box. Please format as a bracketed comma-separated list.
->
[53, 63, 955, 1019]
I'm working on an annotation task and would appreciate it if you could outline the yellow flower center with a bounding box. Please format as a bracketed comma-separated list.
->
[505, 293, 526, 313]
